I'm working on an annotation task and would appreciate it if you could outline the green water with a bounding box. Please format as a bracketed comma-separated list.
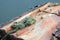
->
[0, 0, 60, 25]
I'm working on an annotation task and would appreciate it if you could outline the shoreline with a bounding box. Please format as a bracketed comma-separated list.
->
[0, 2, 48, 28]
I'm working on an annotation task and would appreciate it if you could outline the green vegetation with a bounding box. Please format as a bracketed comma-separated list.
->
[22, 16, 36, 26]
[12, 22, 25, 30]
[12, 16, 36, 30]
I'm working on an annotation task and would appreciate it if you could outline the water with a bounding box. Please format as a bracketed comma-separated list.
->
[0, 0, 60, 25]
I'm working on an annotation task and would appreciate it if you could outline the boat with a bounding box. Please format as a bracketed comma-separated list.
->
[0, 2, 60, 40]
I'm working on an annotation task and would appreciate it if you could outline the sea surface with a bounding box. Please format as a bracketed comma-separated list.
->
[0, 0, 60, 25]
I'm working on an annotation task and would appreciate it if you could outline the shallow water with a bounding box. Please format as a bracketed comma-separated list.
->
[0, 0, 60, 25]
